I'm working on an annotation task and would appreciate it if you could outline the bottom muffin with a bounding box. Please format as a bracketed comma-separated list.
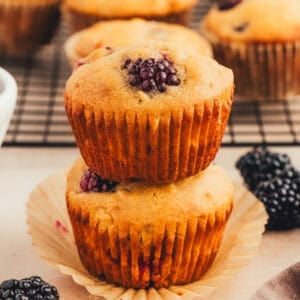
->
[66, 157, 234, 289]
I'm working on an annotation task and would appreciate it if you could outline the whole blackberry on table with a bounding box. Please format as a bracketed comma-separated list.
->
[236, 147, 292, 192]
[255, 169, 300, 230]
[236, 147, 300, 230]
[0, 276, 59, 300]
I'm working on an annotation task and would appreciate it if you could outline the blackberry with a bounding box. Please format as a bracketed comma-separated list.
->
[80, 169, 119, 193]
[74, 61, 85, 70]
[122, 57, 181, 93]
[0, 276, 59, 300]
[236, 147, 292, 192]
[255, 170, 300, 230]
[234, 22, 249, 32]
[218, 0, 242, 10]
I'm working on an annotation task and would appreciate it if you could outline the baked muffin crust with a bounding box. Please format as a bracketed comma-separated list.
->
[66, 43, 233, 113]
[68, 158, 234, 221]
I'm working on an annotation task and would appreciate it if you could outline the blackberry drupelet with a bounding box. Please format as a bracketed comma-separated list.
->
[0, 276, 59, 300]
[80, 169, 119, 193]
[255, 170, 300, 230]
[122, 57, 181, 93]
[236, 147, 292, 192]
[218, 0, 242, 10]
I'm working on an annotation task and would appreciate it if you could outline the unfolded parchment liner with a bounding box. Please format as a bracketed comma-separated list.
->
[26, 170, 268, 300]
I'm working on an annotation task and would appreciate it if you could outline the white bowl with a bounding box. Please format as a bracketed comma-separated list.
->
[0, 68, 17, 146]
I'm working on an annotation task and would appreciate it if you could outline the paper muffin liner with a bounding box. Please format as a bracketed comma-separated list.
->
[64, 87, 233, 184]
[27, 170, 267, 299]
[0, 0, 60, 55]
[212, 41, 300, 100]
[67, 192, 232, 289]
[63, 5, 191, 32]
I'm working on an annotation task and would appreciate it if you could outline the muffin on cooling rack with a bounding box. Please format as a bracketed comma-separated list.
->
[64, 42, 234, 184]
[0, 0, 61, 55]
[65, 18, 212, 66]
[63, 0, 197, 32]
[202, 0, 300, 100]
[66, 157, 234, 288]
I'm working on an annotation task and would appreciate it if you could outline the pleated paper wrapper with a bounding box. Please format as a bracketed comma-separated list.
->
[210, 41, 300, 100]
[26, 170, 268, 300]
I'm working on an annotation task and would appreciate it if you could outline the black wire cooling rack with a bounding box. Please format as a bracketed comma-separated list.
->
[2, 1, 300, 147]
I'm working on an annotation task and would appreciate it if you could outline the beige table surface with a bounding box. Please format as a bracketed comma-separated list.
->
[0, 147, 299, 300]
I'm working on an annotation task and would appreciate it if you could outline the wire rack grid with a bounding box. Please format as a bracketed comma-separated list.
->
[2, 1, 300, 147]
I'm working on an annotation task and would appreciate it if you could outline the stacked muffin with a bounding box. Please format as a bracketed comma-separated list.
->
[64, 42, 235, 288]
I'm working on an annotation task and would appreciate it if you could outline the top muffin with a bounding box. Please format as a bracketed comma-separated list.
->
[64, 0, 197, 18]
[65, 42, 233, 183]
[203, 0, 300, 42]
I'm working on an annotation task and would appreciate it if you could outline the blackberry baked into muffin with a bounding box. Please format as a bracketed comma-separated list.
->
[202, 0, 300, 100]
[63, 0, 197, 31]
[0, 0, 60, 54]
[66, 157, 234, 288]
[64, 42, 234, 184]
[65, 19, 212, 66]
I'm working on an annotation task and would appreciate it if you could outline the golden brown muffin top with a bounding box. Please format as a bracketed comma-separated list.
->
[66, 19, 212, 64]
[67, 157, 234, 226]
[64, 0, 197, 17]
[65, 42, 233, 114]
[202, 0, 300, 42]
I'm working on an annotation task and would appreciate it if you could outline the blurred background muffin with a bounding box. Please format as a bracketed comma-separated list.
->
[202, 0, 300, 100]
[0, 0, 61, 55]
[63, 0, 198, 32]
[65, 18, 212, 66]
